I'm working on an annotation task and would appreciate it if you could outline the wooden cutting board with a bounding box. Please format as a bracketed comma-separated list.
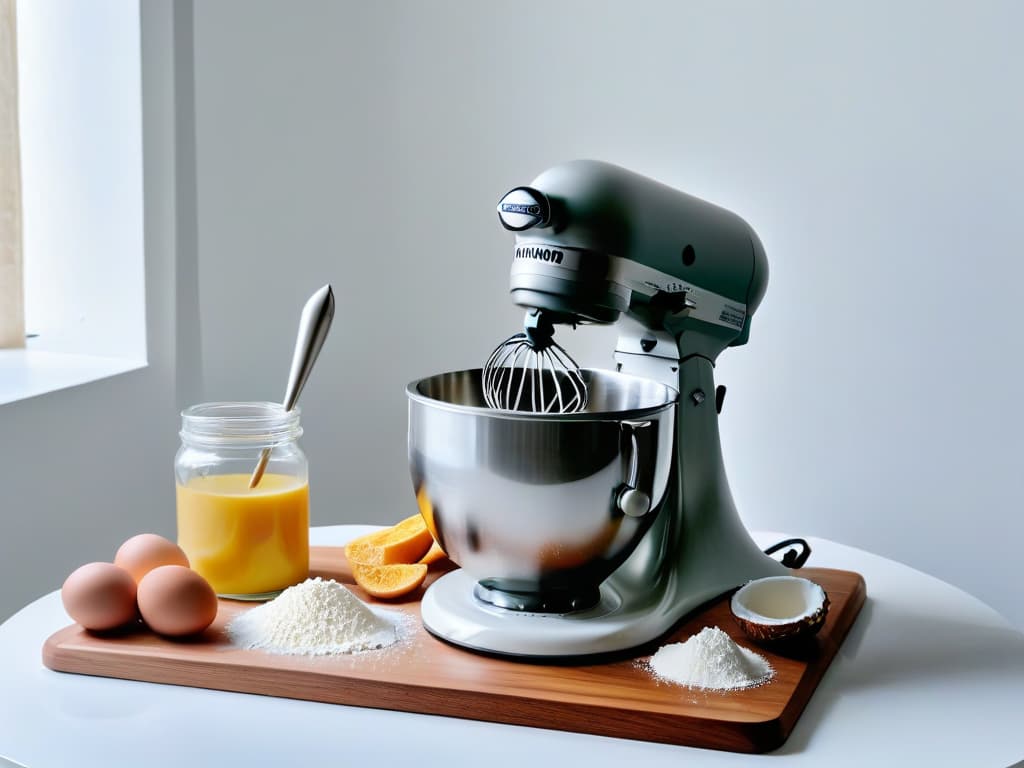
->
[43, 547, 865, 754]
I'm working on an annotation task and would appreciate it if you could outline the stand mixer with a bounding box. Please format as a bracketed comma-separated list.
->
[407, 160, 786, 658]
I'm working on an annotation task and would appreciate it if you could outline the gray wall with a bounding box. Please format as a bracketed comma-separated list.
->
[192, 0, 1024, 627]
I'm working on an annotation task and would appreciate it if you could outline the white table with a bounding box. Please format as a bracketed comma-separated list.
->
[1, 526, 1022, 768]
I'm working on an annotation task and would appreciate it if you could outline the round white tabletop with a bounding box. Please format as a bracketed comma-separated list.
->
[1, 527, 1022, 768]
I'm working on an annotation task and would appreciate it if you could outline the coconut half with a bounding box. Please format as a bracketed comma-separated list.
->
[730, 576, 829, 644]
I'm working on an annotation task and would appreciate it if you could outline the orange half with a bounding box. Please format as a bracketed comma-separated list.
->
[351, 562, 428, 599]
[344, 515, 433, 566]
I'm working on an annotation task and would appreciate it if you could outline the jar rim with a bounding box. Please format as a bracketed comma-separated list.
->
[180, 401, 302, 447]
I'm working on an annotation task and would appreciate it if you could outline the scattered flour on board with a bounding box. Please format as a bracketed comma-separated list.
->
[647, 626, 774, 691]
[228, 577, 403, 655]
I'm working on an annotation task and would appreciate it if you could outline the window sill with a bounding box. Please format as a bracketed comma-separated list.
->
[0, 348, 147, 406]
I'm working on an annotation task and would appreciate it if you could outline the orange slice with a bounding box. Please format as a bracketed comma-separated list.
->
[351, 562, 428, 599]
[344, 515, 433, 566]
[419, 540, 448, 566]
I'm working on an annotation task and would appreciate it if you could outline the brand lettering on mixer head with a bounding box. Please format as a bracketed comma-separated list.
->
[515, 246, 564, 264]
[501, 203, 542, 215]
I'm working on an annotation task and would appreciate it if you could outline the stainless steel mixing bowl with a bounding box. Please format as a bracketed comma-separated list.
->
[407, 368, 677, 611]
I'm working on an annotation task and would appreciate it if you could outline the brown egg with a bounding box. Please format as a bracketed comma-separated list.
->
[61, 562, 138, 631]
[137, 565, 218, 637]
[114, 533, 190, 583]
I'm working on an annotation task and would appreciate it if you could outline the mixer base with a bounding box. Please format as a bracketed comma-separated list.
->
[422, 568, 747, 658]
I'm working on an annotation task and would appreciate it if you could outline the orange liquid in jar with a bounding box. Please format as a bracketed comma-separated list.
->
[176, 473, 309, 596]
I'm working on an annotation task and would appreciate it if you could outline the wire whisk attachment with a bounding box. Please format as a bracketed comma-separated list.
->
[482, 310, 588, 414]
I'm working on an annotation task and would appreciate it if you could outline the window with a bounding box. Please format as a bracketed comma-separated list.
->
[0, 0, 146, 405]
[0, 0, 24, 349]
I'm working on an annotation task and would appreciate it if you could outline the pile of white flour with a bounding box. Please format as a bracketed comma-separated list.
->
[228, 577, 399, 655]
[648, 626, 773, 691]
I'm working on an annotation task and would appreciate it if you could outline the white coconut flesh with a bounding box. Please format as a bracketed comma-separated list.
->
[731, 576, 826, 625]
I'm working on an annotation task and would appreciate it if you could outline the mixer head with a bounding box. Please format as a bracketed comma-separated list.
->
[496, 160, 769, 361]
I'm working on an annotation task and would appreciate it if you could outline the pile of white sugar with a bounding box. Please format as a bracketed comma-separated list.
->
[228, 577, 399, 655]
[648, 626, 773, 691]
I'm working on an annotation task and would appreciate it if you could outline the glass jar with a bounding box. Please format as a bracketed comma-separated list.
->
[174, 402, 309, 600]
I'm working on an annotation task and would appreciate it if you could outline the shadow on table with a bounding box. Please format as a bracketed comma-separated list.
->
[773, 597, 1024, 755]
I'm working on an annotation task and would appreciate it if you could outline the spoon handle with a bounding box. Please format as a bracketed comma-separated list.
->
[249, 284, 335, 489]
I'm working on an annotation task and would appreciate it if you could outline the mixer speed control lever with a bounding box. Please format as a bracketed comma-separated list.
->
[617, 420, 653, 518]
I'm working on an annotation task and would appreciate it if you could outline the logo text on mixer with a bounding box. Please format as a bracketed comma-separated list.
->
[515, 246, 564, 264]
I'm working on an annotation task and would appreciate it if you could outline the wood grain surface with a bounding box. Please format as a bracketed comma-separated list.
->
[43, 548, 866, 753]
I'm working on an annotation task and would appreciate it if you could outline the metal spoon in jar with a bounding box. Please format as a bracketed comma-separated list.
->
[249, 284, 335, 489]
